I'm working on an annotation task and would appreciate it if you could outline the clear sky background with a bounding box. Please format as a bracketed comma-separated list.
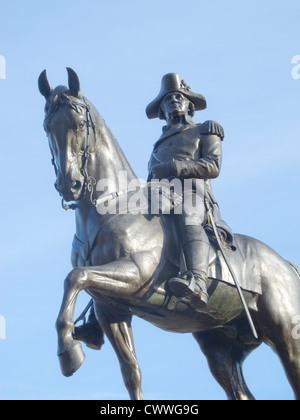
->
[0, 0, 299, 400]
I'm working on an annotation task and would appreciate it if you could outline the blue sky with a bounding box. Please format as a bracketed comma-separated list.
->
[0, 0, 299, 400]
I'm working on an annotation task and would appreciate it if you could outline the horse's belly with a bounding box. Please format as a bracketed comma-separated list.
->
[129, 280, 256, 334]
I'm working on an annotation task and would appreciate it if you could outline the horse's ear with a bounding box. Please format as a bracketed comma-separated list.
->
[38, 69, 52, 100]
[67, 67, 82, 98]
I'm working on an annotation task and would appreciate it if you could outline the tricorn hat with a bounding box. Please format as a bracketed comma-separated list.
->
[146, 73, 207, 119]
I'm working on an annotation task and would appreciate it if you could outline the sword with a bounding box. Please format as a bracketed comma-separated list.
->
[206, 203, 259, 340]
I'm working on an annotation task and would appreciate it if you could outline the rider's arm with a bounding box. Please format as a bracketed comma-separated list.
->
[173, 121, 224, 180]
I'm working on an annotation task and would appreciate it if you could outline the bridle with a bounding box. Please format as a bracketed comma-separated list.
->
[50, 97, 98, 211]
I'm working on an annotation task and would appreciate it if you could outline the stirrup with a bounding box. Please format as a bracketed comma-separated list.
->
[168, 271, 195, 297]
[168, 271, 208, 307]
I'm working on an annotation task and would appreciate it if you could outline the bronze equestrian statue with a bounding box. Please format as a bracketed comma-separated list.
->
[38, 68, 300, 400]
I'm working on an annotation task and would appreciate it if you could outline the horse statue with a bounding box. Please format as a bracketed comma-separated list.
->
[38, 68, 300, 400]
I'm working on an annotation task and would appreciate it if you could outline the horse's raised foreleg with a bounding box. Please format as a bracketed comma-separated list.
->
[193, 330, 258, 400]
[56, 259, 141, 377]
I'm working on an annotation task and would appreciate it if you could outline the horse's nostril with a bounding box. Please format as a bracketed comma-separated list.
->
[71, 180, 81, 191]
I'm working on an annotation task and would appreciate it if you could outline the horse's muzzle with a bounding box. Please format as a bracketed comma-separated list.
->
[55, 179, 83, 202]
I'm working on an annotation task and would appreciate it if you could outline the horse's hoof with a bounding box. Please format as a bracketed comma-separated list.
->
[58, 342, 85, 377]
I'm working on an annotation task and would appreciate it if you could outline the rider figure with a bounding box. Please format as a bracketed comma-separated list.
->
[146, 73, 224, 307]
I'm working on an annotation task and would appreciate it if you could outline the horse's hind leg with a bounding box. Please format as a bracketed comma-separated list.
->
[193, 330, 258, 400]
[258, 265, 300, 400]
[94, 304, 143, 400]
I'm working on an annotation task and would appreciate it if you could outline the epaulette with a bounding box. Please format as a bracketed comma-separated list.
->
[199, 120, 225, 140]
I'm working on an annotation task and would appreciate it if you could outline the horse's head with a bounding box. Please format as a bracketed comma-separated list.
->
[39, 68, 96, 205]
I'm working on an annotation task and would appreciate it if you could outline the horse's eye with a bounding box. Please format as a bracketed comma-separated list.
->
[78, 121, 86, 130]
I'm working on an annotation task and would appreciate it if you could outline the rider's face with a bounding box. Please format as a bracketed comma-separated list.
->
[161, 92, 190, 119]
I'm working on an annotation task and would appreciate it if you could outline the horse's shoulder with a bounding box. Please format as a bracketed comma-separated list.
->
[97, 213, 163, 253]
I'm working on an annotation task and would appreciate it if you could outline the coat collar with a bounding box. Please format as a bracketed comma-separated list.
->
[154, 116, 196, 147]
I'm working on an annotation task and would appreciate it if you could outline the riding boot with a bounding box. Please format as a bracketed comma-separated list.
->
[168, 225, 210, 307]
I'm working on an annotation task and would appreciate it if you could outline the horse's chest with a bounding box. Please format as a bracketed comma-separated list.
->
[89, 240, 118, 266]
[72, 227, 118, 267]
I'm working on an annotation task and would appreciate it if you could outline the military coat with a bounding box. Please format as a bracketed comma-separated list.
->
[148, 119, 224, 202]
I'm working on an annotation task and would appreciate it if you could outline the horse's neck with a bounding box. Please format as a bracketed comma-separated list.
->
[75, 108, 137, 243]
[93, 116, 137, 189]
